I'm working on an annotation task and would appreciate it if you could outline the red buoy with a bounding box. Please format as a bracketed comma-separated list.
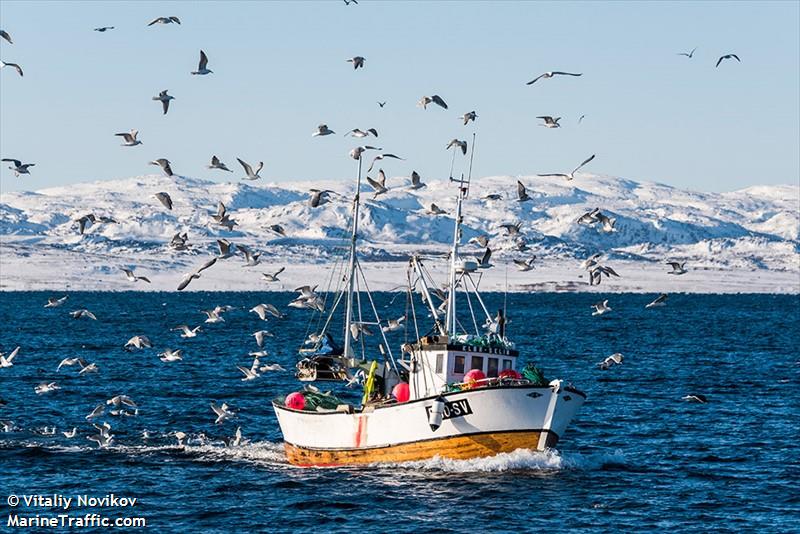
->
[392, 382, 410, 403]
[463, 369, 486, 388]
[285, 392, 306, 410]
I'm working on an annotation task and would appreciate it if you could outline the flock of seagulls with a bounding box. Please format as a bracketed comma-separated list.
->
[0, 5, 730, 448]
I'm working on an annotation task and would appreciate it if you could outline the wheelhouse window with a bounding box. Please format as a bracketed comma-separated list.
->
[471, 356, 484, 372]
[453, 355, 465, 374]
[502, 359, 513, 370]
[487, 358, 499, 377]
[435, 353, 444, 374]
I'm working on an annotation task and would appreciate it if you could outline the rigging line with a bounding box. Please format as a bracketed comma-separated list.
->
[464, 274, 494, 324]
[356, 261, 398, 374]
[448, 145, 457, 179]
[504, 263, 509, 327]
[462, 273, 480, 336]
[354, 263, 366, 360]
[406, 266, 423, 394]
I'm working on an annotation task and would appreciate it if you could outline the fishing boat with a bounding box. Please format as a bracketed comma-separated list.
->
[274, 140, 586, 467]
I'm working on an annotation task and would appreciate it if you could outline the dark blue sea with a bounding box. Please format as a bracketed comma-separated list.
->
[1, 292, 798, 533]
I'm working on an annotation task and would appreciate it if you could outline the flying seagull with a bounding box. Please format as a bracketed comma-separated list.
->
[208, 155, 232, 172]
[2, 158, 34, 177]
[645, 293, 668, 308]
[348, 128, 378, 138]
[253, 330, 273, 347]
[537, 116, 561, 128]
[349, 145, 381, 160]
[527, 71, 582, 85]
[159, 349, 183, 362]
[148, 16, 181, 26]
[347, 56, 365, 69]
[152, 90, 175, 114]
[0, 30, 12, 44]
[377, 101, 386, 108]
[682, 394, 708, 404]
[313, 124, 335, 137]
[174, 325, 201, 338]
[0, 61, 23, 77]
[191, 50, 212, 75]
[366, 170, 388, 199]
[216, 238, 235, 259]
[382, 316, 405, 333]
[591, 300, 612, 316]
[677, 47, 697, 58]
[94, 26, 115, 32]
[367, 153, 403, 172]
[409, 171, 426, 190]
[237, 158, 263, 180]
[250, 303, 284, 321]
[538, 154, 595, 180]
[309, 189, 333, 208]
[125, 335, 152, 350]
[154, 192, 173, 210]
[597, 353, 623, 370]
[447, 139, 467, 155]
[0, 347, 19, 368]
[427, 203, 446, 215]
[517, 181, 531, 202]
[70, 309, 97, 320]
[211, 402, 235, 424]
[240, 246, 261, 267]
[513, 257, 536, 272]
[460, 111, 477, 125]
[476, 248, 493, 269]
[499, 222, 522, 236]
[418, 95, 448, 110]
[123, 268, 151, 283]
[115, 129, 142, 146]
[261, 267, 285, 282]
[150, 158, 174, 176]
[44, 295, 69, 308]
[667, 261, 687, 275]
[716, 54, 740, 68]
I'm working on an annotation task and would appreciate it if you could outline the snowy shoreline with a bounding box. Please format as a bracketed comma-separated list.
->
[1, 173, 798, 294]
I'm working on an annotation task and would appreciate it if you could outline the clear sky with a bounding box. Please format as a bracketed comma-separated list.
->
[1, 0, 798, 194]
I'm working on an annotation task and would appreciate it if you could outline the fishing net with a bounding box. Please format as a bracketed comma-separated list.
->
[521, 363, 547, 386]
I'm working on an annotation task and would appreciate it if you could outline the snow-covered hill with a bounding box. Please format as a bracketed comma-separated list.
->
[0, 173, 798, 293]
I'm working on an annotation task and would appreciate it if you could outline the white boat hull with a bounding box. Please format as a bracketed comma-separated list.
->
[273, 383, 585, 466]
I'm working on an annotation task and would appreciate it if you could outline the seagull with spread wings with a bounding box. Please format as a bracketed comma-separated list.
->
[527, 71, 582, 85]
[538, 154, 595, 180]
[191, 50, 213, 75]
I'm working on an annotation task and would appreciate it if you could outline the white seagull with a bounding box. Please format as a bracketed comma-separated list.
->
[115, 129, 142, 146]
[44, 295, 69, 308]
[591, 300, 612, 316]
[0, 61, 23, 77]
[527, 71, 582, 85]
[159, 349, 184, 362]
[35, 382, 59, 395]
[70, 309, 97, 320]
[125, 335, 152, 349]
[597, 353, 623, 370]
[174, 325, 201, 338]
[211, 402, 235, 424]
[537, 116, 561, 128]
[538, 154, 595, 181]
[667, 262, 688, 275]
[261, 267, 285, 282]
[154, 191, 173, 210]
[237, 158, 263, 180]
[409, 171, 426, 190]
[122, 267, 151, 283]
[148, 16, 180, 26]
[0, 346, 20, 368]
[2, 158, 34, 176]
[418, 95, 448, 110]
[645, 293, 668, 308]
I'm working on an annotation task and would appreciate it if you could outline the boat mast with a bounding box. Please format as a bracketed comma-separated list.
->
[445, 134, 476, 337]
[343, 157, 363, 360]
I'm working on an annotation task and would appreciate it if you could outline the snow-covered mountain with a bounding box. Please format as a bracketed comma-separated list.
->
[0, 173, 798, 292]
